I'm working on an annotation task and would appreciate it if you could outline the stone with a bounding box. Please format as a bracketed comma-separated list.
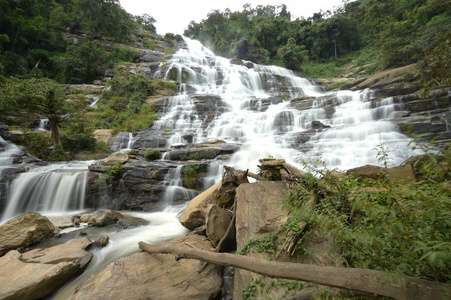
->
[0, 238, 92, 300]
[93, 235, 109, 247]
[387, 163, 416, 182]
[92, 129, 113, 144]
[72, 235, 222, 300]
[50, 216, 74, 229]
[116, 216, 149, 229]
[179, 181, 221, 230]
[103, 152, 128, 165]
[80, 214, 92, 223]
[346, 164, 385, 178]
[0, 212, 55, 256]
[205, 204, 234, 248]
[87, 210, 119, 226]
[233, 181, 343, 299]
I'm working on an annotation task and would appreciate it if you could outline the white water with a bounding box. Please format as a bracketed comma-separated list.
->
[52, 206, 189, 300]
[0, 137, 23, 178]
[38, 119, 49, 131]
[162, 165, 195, 205]
[109, 131, 135, 152]
[156, 38, 421, 177]
[1, 161, 93, 222]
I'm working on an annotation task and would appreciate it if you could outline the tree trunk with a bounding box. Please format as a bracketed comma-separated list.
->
[48, 117, 62, 149]
[139, 242, 450, 300]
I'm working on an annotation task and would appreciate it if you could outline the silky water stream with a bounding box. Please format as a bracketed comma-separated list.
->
[0, 37, 424, 298]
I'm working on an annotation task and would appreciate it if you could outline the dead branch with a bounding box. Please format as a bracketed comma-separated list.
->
[139, 241, 450, 300]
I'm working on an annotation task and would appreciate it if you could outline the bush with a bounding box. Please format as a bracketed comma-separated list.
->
[144, 148, 161, 160]
[183, 164, 200, 189]
[282, 156, 451, 282]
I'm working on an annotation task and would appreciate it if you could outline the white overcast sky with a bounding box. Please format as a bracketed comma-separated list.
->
[120, 0, 348, 35]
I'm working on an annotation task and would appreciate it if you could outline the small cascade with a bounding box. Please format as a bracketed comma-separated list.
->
[0, 137, 23, 178]
[89, 95, 100, 107]
[162, 165, 195, 205]
[37, 119, 49, 131]
[109, 132, 134, 152]
[120, 132, 135, 153]
[1, 161, 92, 222]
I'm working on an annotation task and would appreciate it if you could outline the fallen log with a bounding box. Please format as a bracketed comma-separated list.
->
[138, 241, 450, 300]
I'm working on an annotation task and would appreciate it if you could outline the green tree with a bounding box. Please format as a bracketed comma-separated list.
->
[277, 38, 308, 71]
[133, 14, 156, 32]
[0, 78, 67, 148]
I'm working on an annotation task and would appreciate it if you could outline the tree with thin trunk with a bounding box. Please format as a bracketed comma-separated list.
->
[0, 77, 68, 149]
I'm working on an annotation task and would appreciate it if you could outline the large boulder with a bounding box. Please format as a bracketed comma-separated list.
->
[72, 235, 222, 300]
[0, 238, 93, 300]
[233, 181, 343, 299]
[87, 210, 121, 226]
[0, 212, 55, 256]
[102, 152, 128, 165]
[179, 181, 222, 230]
[205, 204, 235, 249]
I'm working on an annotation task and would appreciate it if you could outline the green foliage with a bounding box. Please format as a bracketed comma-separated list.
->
[49, 146, 72, 161]
[96, 162, 124, 184]
[283, 154, 451, 283]
[0, 0, 139, 80]
[144, 148, 161, 160]
[133, 14, 157, 32]
[0, 77, 67, 148]
[183, 164, 200, 189]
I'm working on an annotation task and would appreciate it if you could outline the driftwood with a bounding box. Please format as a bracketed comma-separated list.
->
[139, 241, 450, 300]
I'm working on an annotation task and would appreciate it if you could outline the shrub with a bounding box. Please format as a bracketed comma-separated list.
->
[144, 148, 161, 160]
[183, 164, 200, 189]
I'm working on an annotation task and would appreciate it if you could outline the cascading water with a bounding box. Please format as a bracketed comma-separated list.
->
[155, 38, 421, 179]
[108, 131, 136, 153]
[1, 161, 92, 222]
[162, 165, 195, 205]
[0, 137, 23, 178]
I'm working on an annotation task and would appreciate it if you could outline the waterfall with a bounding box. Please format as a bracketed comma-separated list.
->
[1, 161, 92, 222]
[162, 165, 195, 205]
[0, 137, 23, 177]
[38, 119, 49, 131]
[109, 132, 135, 152]
[155, 38, 421, 177]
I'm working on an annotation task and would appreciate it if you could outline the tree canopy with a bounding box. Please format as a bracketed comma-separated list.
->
[183, 0, 450, 82]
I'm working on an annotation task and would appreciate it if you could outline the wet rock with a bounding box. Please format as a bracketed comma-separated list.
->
[117, 216, 149, 229]
[87, 210, 119, 226]
[0, 212, 55, 256]
[50, 216, 74, 229]
[164, 143, 240, 161]
[0, 238, 92, 300]
[93, 235, 109, 247]
[72, 235, 222, 300]
[80, 214, 92, 223]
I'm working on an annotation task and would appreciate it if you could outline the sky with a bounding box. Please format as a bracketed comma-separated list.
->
[120, 0, 348, 35]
